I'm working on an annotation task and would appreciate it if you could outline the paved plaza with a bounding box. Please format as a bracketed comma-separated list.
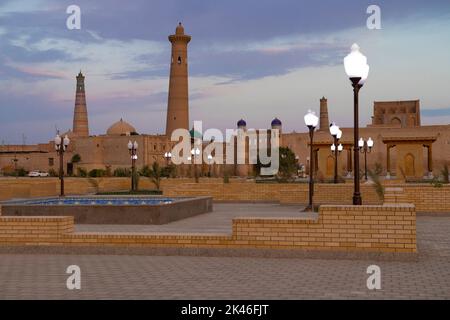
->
[0, 204, 449, 299]
[75, 203, 315, 234]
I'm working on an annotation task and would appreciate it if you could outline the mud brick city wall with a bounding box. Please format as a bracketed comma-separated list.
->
[0, 205, 416, 254]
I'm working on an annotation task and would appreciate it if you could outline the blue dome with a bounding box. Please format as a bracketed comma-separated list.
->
[237, 119, 246, 127]
[271, 118, 282, 126]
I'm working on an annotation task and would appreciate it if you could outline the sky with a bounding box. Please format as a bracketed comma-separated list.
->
[0, 0, 450, 144]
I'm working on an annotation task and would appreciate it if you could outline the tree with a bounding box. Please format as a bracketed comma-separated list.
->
[278, 147, 297, 180]
[141, 162, 163, 191]
[71, 154, 81, 163]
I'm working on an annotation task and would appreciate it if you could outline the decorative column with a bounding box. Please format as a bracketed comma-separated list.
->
[386, 144, 391, 176]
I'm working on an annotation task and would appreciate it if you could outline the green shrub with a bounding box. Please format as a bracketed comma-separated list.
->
[223, 170, 230, 184]
[431, 178, 443, 188]
[48, 168, 58, 177]
[71, 154, 81, 163]
[16, 168, 27, 177]
[88, 168, 107, 177]
[113, 167, 131, 177]
[77, 167, 87, 177]
[441, 164, 449, 184]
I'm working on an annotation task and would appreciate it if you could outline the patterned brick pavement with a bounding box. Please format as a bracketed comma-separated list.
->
[0, 215, 449, 299]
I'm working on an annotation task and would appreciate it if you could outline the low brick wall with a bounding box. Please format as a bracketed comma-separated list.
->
[232, 205, 416, 253]
[1, 178, 448, 212]
[0, 216, 73, 244]
[0, 204, 416, 254]
[163, 182, 382, 205]
[401, 184, 450, 213]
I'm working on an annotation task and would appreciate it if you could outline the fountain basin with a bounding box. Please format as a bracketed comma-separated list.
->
[1, 196, 213, 225]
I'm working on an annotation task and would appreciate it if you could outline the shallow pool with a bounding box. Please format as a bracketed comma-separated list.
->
[1, 196, 213, 225]
[11, 197, 174, 206]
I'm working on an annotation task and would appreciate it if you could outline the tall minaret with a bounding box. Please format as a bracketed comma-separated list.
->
[319, 96, 329, 131]
[72, 71, 89, 137]
[165, 23, 191, 137]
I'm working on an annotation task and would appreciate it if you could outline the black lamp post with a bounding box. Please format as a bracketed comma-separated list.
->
[207, 154, 213, 177]
[329, 123, 343, 184]
[359, 137, 374, 181]
[191, 147, 200, 183]
[54, 133, 70, 197]
[344, 43, 370, 205]
[164, 152, 172, 166]
[304, 110, 319, 211]
[128, 140, 138, 191]
[331, 143, 343, 183]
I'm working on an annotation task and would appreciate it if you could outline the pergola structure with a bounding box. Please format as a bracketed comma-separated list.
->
[382, 136, 437, 178]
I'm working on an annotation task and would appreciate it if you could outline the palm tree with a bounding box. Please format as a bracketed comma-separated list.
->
[142, 162, 163, 191]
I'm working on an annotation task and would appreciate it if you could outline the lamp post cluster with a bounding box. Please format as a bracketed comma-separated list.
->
[127, 140, 138, 191]
[359, 137, 374, 181]
[164, 152, 172, 166]
[304, 43, 370, 208]
[329, 122, 343, 184]
[54, 134, 70, 197]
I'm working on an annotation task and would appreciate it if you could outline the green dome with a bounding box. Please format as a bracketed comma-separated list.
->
[189, 128, 203, 139]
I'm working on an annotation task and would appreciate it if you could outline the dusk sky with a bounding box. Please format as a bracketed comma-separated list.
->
[0, 0, 450, 144]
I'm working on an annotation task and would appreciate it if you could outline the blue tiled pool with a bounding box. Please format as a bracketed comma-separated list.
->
[11, 197, 174, 206]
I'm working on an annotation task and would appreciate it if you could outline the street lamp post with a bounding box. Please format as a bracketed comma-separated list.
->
[191, 147, 200, 182]
[344, 43, 370, 205]
[187, 156, 192, 177]
[331, 142, 344, 181]
[54, 134, 70, 197]
[128, 140, 138, 191]
[207, 154, 213, 177]
[329, 123, 343, 184]
[359, 137, 374, 181]
[304, 110, 319, 211]
[164, 152, 172, 166]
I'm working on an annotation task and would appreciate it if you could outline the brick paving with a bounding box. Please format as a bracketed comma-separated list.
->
[0, 210, 449, 299]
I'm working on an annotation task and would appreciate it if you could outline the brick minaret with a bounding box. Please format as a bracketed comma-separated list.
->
[72, 71, 89, 137]
[165, 23, 191, 137]
[319, 96, 329, 131]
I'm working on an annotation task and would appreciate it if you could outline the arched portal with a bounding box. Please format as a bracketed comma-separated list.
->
[326, 155, 334, 177]
[404, 153, 415, 177]
[391, 117, 401, 126]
